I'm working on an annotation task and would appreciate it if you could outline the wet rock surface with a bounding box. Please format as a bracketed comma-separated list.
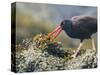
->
[12, 34, 97, 73]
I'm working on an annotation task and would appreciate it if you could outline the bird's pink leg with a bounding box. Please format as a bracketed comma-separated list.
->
[92, 38, 96, 50]
[72, 42, 84, 58]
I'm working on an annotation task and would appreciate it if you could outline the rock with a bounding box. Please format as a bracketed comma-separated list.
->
[64, 49, 97, 70]
[12, 34, 97, 73]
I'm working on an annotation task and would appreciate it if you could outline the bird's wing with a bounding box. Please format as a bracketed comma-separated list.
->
[71, 16, 80, 25]
[78, 16, 97, 33]
[72, 16, 97, 33]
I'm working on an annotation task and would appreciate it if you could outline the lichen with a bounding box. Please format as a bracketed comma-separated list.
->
[11, 33, 97, 73]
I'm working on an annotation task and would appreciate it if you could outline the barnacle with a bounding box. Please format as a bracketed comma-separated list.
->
[12, 33, 90, 73]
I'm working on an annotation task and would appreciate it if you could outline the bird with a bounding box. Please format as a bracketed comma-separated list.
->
[48, 16, 97, 58]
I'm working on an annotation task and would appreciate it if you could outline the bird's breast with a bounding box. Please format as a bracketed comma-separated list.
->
[64, 28, 91, 40]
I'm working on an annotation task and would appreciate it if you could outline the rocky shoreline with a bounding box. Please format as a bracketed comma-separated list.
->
[12, 34, 97, 73]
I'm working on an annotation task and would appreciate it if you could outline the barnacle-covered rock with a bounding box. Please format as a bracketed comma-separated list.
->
[33, 34, 62, 50]
[12, 33, 97, 73]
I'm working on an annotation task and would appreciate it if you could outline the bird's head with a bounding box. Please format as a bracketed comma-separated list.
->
[48, 19, 72, 40]
[60, 20, 72, 30]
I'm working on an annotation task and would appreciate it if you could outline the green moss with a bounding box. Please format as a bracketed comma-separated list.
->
[63, 49, 73, 61]
[33, 33, 62, 50]
[63, 48, 86, 61]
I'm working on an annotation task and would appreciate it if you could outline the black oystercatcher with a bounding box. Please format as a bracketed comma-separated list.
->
[48, 16, 97, 58]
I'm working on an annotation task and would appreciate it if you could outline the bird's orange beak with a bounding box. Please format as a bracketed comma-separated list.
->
[48, 26, 62, 40]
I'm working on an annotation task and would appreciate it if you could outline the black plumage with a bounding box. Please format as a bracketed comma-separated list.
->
[60, 16, 97, 42]
[48, 16, 97, 58]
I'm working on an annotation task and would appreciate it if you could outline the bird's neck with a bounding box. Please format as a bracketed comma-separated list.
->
[65, 24, 75, 38]
[66, 23, 73, 32]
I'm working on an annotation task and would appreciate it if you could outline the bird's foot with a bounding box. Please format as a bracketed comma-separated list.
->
[71, 51, 79, 58]
[71, 53, 77, 58]
[92, 46, 96, 51]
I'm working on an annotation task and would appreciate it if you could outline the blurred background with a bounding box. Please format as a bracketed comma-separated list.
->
[15, 2, 97, 48]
